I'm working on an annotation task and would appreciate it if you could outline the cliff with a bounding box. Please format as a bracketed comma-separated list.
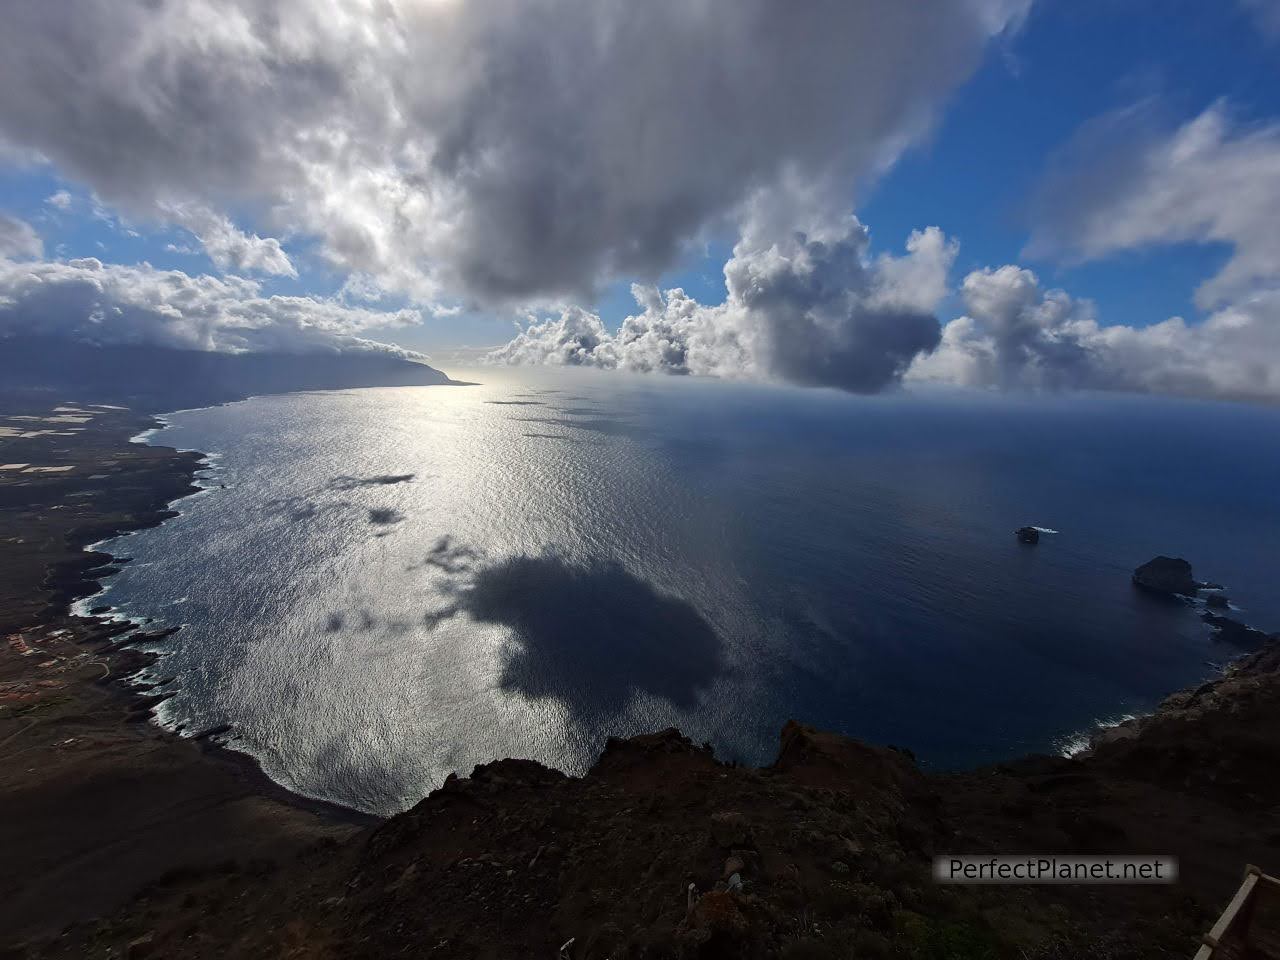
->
[14, 637, 1277, 959]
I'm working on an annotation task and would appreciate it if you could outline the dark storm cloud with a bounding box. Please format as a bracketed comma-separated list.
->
[0, 0, 1027, 306]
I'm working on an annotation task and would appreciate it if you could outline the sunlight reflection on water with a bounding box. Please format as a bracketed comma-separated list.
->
[85, 369, 1280, 814]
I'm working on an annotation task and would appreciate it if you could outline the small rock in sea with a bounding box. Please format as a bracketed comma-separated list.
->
[1015, 526, 1040, 544]
[89, 604, 111, 615]
[1132, 556, 1199, 596]
[1205, 593, 1231, 609]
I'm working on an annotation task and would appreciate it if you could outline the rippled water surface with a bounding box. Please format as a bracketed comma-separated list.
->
[89, 369, 1280, 814]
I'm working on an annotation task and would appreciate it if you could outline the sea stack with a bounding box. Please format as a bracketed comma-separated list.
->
[1131, 556, 1198, 596]
[1015, 526, 1039, 544]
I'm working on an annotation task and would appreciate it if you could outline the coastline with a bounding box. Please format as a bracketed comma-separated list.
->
[0, 396, 367, 946]
[4, 391, 1279, 956]
[33, 400, 375, 824]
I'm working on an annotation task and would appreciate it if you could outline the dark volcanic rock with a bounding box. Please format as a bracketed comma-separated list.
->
[1015, 525, 1040, 544]
[1132, 556, 1199, 596]
[1205, 593, 1231, 610]
[1203, 612, 1277, 650]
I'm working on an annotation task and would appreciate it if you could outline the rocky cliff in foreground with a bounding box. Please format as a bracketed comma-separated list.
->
[23, 637, 1280, 960]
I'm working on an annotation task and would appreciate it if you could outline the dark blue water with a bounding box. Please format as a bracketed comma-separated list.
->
[86, 370, 1280, 814]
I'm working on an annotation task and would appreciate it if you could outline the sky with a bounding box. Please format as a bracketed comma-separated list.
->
[1, 0, 1279, 401]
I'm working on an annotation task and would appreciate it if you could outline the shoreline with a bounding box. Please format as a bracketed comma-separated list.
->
[0, 396, 367, 946]
[44, 404, 377, 825]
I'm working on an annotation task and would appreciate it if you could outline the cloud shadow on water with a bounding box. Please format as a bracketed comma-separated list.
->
[457, 555, 723, 721]
[329, 473, 416, 490]
[513, 415, 646, 440]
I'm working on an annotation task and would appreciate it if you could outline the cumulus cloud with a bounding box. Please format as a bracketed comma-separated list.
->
[490, 220, 956, 393]
[988, 97, 1280, 403]
[44, 189, 72, 211]
[0, 213, 42, 259]
[163, 203, 296, 278]
[1027, 101, 1280, 310]
[0, 256, 421, 356]
[0, 0, 1026, 306]
[909, 265, 1280, 403]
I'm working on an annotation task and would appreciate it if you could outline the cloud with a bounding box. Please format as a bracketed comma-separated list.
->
[163, 203, 296, 278]
[44, 189, 72, 210]
[1241, 0, 1280, 36]
[909, 265, 1280, 403]
[0, 256, 422, 355]
[0, 0, 1026, 306]
[988, 97, 1280, 403]
[489, 219, 956, 393]
[0, 213, 41, 259]
[1027, 101, 1280, 310]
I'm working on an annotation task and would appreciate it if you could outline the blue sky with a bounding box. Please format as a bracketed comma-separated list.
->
[1, 0, 1278, 401]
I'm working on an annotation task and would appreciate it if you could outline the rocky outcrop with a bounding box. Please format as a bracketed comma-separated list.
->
[1015, 526, 1040, 544]
[38, 660, 1280, 960]
[1087, 638, 1280, 810]
[1131, 555, 1200, 596]
[1203, 612, 1279, 651]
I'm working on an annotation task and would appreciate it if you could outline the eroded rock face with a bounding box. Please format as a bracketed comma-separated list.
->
[1132, 556, 1198, 596]
[1015, 526, 1040, 544]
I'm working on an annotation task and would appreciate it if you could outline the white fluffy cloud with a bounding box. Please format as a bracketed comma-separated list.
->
[909, 265, 1280, 403]
[0, 256, 421, 356]
[0, 213, 42, 259]
[1028, 101, 1280, 310]
[163, 203, 296, 278]
[490, 220, 957, 393]
[0, 0, 1027, 306]
[44, 190, 72, 211]
[984, 97, 1280, 403]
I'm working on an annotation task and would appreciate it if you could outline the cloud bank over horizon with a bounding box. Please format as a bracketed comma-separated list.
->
[0, 255, 424, 358]
[909, 265, 1280, 404]
[488, 220, 955, 394]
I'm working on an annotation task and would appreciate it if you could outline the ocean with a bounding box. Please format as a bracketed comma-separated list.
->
[82, 368, 1280, 815]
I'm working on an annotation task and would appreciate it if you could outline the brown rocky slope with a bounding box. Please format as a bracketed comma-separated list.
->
[23, 635, 1280, 959]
